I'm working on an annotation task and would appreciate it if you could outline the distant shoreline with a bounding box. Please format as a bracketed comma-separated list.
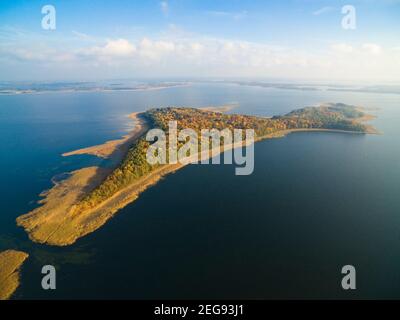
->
[230, 81, 400, 96]
[0, 83, 191, 96]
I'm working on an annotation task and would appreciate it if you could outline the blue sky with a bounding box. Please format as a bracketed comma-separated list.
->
[0, 0, 399, 81]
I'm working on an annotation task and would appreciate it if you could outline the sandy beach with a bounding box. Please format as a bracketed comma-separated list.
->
[62, 112, 148, 160]
[199, 104, 238, 113]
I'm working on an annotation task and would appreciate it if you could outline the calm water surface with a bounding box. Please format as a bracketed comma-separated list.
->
[0, 83, 399, 299]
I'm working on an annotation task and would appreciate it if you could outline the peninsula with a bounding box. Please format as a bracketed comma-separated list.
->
[0, 250, 29, 300]
[16, 103, 377, 246]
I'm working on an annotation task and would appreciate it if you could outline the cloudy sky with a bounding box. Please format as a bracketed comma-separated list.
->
[0, 0, 399, 82]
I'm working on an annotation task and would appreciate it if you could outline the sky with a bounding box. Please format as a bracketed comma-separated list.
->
[0, 0, 399, 82]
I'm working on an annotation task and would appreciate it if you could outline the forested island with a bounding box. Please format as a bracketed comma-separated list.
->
[16, 103, 377, 246]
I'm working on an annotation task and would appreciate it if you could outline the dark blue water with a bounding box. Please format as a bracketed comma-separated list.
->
[1, 83, 400, 299]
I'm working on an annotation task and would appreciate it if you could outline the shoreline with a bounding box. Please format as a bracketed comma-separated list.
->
[199, 103, 238, 113]
[259, 127, 379, 139]
[17, 108, 378, 246]
[62, 112, 148, 160]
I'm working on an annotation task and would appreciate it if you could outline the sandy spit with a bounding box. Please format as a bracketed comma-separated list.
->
[62, 112, 148, 160]
[0, 250, 29, 300]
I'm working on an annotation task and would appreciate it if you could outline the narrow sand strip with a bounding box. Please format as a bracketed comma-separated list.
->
[199, 103, 238, 113]
[62, 112, 148, 160]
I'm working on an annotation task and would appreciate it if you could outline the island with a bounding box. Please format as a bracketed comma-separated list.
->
[16, 103, 377, 246]
[0, 250, 29, 300]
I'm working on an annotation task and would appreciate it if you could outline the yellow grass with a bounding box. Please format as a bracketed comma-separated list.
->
[0, 250, 29, 300]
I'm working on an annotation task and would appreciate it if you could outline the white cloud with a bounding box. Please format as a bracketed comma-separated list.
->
[207, 10, 248, 20]
[313, 7, 335, 15]
[322, 42, 399, 81]
[362, 43, 382, 55]
[137, 37, 175, 60]
[331, 42, 383, 56]
[1, 34, 399, 81]
[331, 43, 354, 54]
[102, 39, 136, 56]
[72, 30, 95, 41]
[80, 39, 136, 58]
[66, 36, 315, 74]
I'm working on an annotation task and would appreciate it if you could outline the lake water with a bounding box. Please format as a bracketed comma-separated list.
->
[1, 82, 400, 299]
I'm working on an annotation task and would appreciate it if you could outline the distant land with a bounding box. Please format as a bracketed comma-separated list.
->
[228, 81, 400, 95]
[16, 103, 378, 246]
[2, 80, 400, 95]
[0, 81, 190, 95]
